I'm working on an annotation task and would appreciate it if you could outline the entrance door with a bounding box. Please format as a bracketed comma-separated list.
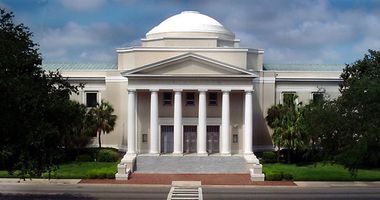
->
[207, 126, 220, 153]
[161, 125, 174, 153]
[183, 126, 197, 153]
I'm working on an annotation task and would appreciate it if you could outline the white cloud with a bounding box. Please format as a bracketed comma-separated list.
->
[79, 50, 114, 62]
[40, 22, 104, 48]
[27, 0, 380, 64]
[198, 0, 379, 63]
[59, 0, 105, 11]
[38, 21, 135, 62]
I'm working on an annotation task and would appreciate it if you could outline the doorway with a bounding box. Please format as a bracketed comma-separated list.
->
[160, 125, 174, 153]
[183, 126, 197, 153]
[207, 126, 220, 154]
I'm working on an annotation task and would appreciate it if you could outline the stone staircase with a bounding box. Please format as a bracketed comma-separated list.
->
[134, 155, 248, 173]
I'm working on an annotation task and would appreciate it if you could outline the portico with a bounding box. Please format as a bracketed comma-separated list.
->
[121, 51, 259, 156]
[126, 88, 255, 156]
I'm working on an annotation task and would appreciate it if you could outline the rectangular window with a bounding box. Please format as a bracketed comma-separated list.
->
[208, 92, 217, 106]
[142, 134, 148, 143]
[186, 92, 195, 106]
[312, 93, 324, 104]
[163, 92, 172, 105]
[233, 134, 238, 143]
[86, 92, 98, 107]
[282, 92, 295, 106]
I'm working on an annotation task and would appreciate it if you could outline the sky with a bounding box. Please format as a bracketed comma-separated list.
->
[1, 0, 380, 64]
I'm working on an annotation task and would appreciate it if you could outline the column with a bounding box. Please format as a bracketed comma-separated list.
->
[127, 89, 136, 154]
[173, 89, 183, 154]
[221, 90, 231, 155]
[244, 90, 253, 154]
[150, 89, 159, 154]
[197, 89, 207, 154]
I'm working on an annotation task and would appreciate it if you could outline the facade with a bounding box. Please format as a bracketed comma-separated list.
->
[42, 11, 344, 180]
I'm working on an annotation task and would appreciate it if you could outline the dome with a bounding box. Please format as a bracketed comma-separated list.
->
[146, 11, 235, 40]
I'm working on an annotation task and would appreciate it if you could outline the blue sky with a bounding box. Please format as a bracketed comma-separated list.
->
[1, 0, 380, 64]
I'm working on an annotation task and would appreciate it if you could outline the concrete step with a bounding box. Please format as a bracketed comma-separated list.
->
[135, 155, 247, 173]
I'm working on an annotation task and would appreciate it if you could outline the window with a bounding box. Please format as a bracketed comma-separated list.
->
[86, 92, 98, 107]
[312, 93, 324, 104]
[186, 92, 195, 106]
[163, 92, 172, 105]
[233, 134, 238, 143]
[282, 92, 295, 106]
[142, 134, 148, 143]
[208, 92, 217, 106]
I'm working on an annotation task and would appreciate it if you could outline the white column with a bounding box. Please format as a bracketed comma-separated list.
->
[197, 89, 207, 154]
[244, 89, 253, 154]
[221, 90, 231, 155]
[127, 89, 136, 154]
[173, 89, 183, 154]
[150, 89, 159, 154]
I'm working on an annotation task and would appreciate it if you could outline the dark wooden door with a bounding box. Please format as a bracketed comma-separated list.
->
[207, 126, 220, 153]
[183, 126, 197, 153]
[161, 125, 174, 153]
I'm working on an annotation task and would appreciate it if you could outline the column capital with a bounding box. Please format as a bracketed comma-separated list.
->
[222, 89, 231, 93]
[245, 89, 254, 93]
[198, 89, 208, 92]
[128, 89, 136, 93]
[173, 89, 183, 92]
[149, 89, 159, 92]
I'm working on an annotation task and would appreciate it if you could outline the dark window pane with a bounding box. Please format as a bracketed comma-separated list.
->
[209, 92, 217, 106]
[86, 93, 97, 107]
[163, 92, 172, 105]
[233, 134, 238, 143]
[186, 92, 195, 106]
[142, 134, 148, 143]
[313, 93, 324, 104]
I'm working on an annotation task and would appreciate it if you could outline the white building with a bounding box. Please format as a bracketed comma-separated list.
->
[43, 11, 343, 181]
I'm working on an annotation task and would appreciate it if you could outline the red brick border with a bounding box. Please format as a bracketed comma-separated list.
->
[79, 173, 295, 186]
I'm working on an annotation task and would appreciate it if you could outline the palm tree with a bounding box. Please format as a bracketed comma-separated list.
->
[266, 95, 305, 163]
[88, 100, 117, 148]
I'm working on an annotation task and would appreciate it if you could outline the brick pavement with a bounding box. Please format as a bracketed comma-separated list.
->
[79, 174, 295, 186]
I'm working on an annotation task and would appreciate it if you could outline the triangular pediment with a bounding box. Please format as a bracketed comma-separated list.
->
[122, 53, 258, 78]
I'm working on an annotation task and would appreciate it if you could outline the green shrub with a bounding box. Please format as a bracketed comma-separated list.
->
[96, 149, 118, 162]
[282, 172, 293, 180]
[75, 154, 93, 162]
[262, 151, 277, 163]
[265, 171, 294, 181]
[87, 169, 115, 179]
[265, 172, 282, 181]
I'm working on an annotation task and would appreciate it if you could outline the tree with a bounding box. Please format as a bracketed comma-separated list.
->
[60, 101, 96, 152]
[298, 99, 337, 162]
[299, 50, 380, 173]
[323, 50, 380, 171]
[266, 95, 307, 163]
[0, 9, 86, 179]
[88, 100, 117, 148]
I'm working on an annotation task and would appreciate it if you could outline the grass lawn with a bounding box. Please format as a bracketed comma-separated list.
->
[0, 162, 118, 179]
[263, 163, 380, 181]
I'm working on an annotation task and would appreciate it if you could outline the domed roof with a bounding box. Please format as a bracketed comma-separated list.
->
[146, 11, 235, 40]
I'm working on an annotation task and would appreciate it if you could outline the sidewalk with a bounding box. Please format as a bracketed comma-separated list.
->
[295, 181, 380, 187]
[0, 178, 81, 184]
[1, 177, 380, 187]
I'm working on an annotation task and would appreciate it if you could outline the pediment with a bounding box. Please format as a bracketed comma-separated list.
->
[122, 53, 257, 77]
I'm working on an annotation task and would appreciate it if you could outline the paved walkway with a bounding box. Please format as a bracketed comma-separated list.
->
[80, 174, 295, 186]
[1, 178, 380, 187]
[295, 181, 380, 187]
[135, 155, 247, 173]
[0, 178, 81, 184]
